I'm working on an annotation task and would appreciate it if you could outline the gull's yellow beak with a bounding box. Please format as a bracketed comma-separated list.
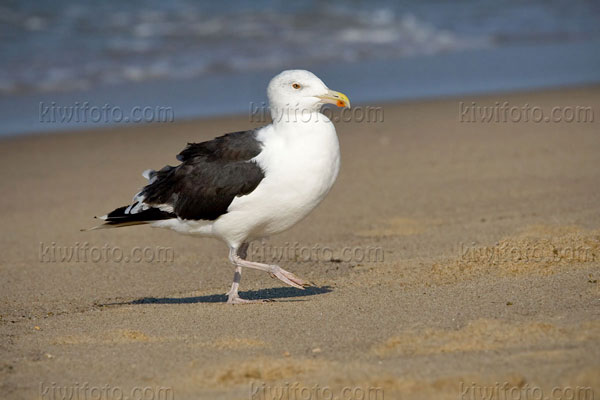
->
[317, 89, 351, 108]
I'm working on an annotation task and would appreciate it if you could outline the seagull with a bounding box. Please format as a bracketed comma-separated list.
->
[92, 70, 350, 303]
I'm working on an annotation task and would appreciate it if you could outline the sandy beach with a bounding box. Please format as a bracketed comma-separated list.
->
[1, 86, 599, 399]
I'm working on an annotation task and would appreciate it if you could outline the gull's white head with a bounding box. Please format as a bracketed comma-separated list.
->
[267, 70, 350, 120]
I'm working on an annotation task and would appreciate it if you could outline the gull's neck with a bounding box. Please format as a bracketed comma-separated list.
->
[269, 106, 327, 127]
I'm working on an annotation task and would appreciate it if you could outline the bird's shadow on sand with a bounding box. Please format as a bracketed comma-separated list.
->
[123, 285, 333, 305]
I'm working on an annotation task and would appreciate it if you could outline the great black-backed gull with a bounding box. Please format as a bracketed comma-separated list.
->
[92, 70, 350, 303]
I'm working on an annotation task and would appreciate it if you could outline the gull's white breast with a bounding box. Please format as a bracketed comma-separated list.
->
[212, 115, 340, 246]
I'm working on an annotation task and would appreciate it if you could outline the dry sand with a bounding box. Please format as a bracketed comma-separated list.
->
[1, 86, 599, 399]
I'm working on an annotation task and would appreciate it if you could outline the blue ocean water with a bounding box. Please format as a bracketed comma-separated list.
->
[1, 0, 599, 136]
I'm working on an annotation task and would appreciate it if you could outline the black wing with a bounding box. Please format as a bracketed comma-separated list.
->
[103, 130, 265, 224]
[142, 130, 265, 220]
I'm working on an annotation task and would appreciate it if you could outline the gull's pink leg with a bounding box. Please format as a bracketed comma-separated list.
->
[226, 243, 273, 304]
[228, 246, 310, 292]
[225, 265, 251, 304]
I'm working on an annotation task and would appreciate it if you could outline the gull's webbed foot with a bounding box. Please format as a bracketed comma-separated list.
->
[269, 266, 311, 290]
[226, 295, 272, 304]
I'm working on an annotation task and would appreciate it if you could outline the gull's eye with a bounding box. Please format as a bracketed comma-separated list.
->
[292, 83, 301, 89]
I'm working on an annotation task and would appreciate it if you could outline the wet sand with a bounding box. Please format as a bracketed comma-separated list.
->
[1, 86, 599, 399]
